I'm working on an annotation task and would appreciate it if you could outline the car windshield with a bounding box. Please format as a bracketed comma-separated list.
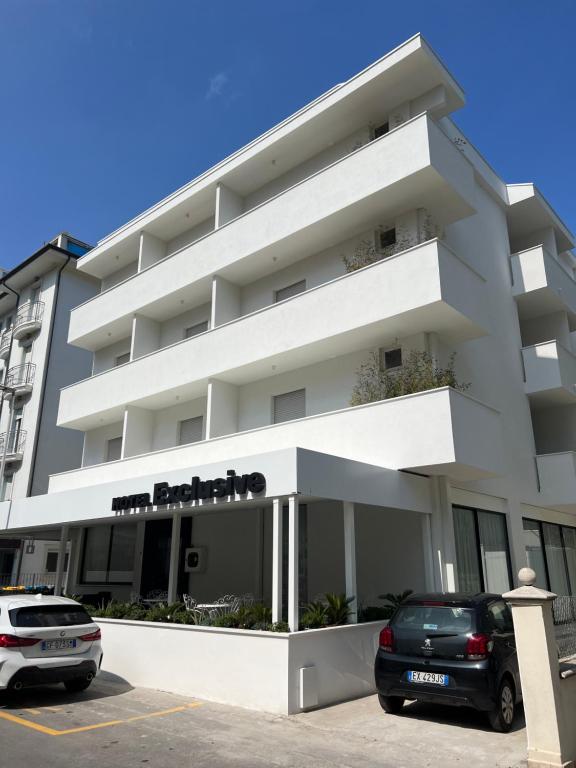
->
[9, 605, 93, 628]
[393, 605, 475, 633]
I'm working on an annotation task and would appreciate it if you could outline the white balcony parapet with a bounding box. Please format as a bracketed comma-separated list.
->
[58, 239, 488, 431]
[67, 113, 477, 351]
[522, 340, 576, 405]
[536, 452, 576, 512]
[511, 245, 576, 320]
[50, 388, 503, 493]
[12, 301, 44, 341]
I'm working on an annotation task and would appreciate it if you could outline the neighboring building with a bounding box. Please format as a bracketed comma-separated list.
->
[0, 233, 98, 585]
[1, 35, 575, 626]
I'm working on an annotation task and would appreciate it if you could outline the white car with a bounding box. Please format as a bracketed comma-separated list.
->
[0, 594, 102, 693]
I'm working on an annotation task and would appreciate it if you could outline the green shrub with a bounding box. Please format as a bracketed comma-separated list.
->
[301, 601, 328, 629]
[324, 593, 354, 626]
[351, 350, 469, 407]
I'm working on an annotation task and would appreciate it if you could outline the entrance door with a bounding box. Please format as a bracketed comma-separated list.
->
[140, 519, 173, 599]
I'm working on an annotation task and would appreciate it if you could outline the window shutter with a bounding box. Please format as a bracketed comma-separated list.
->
[275, 280, 306, 303]
[179, 416, 203, 445]
[115, 352, 130, 366]
[106, 436, 123, 462]
[273, 389, 305, 424]
[184, 321, 209, 339]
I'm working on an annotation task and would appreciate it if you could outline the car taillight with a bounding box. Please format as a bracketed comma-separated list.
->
[379, 626, 394, 653]
[0, 634, 41, 648]
[79, 628, 101, 642]
[466, 633, 494, 661]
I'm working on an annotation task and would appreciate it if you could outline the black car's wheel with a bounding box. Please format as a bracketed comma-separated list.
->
[488, 678, 515, 732]
[378, 694, 405, 714]
[64, 677, 93, 693]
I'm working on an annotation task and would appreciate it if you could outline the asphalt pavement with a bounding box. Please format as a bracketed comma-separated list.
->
[0, 672, 527, 767]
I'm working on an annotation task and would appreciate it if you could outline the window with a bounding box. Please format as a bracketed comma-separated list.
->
[379, 227, 396, 249]
[106, 436, 122, 462]
[81, 524, 137, 584]
[273, 389, 306, 424]
[487, 601, 514, 633]
[0, 474, 14, 502]
[184, 321, 208, 339]
[115, 352, 130, 366]
[274, 280, 306, 303]
[523, 518, 576, 595]
[45, 551, 69, 573]
[381, 347, 402, 370]
[373, 122, 389, 139]
[178, 416, 203, 445]
[10, 605, 92, 627]
[453, 506, 512, 593]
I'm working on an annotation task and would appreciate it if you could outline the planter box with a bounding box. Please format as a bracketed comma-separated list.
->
[97, 618, 384, 714]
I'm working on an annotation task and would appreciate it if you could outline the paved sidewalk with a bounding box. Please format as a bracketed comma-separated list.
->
[0, 674, 527, 767]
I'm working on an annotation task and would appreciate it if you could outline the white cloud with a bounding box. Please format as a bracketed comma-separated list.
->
[206, 72, 229, 100]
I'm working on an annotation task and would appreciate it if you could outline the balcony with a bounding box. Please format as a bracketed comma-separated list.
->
[0, 429, 26, 467]
[536, 452, 576, 512]
[50, 388, 503, 493]
[0, 331, 11, 361]
[58, 239, 488, 430]
[511, 245, 576, 320]
[4, 363, 36, 399]
[68, 113, 477, 351]
[522, 341, 576, 405]
[12, 301, 44, 341]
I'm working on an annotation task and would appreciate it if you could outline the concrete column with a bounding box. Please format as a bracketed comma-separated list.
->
[122, 405, 154, 458]
[429, 476, 456, 592]
[421, 513, 435, 591]
[54, 525, 69, 596]
[272, 499, 283, 624]
[343, 502, 357, 623]
[215, 183, 244, 228]
[167, 512, 182, 604]
[206, 379, 238, 438]
[138, 231, 166, 271]
[131, 315, 160, 360]
[288, 496, 299, 632]
[504, 569, 571, 768]
[211, 274, 241, 327]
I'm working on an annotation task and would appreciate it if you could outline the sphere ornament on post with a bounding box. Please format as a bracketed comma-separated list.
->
[518, 567, 536, 587]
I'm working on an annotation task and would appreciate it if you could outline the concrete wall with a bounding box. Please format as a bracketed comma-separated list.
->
[93, 337, 132, 374]
[95, 618, 383, 714]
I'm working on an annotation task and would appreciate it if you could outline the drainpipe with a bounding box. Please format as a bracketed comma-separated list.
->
[0, 281, 20, 502]
[26, 253, 71, 497]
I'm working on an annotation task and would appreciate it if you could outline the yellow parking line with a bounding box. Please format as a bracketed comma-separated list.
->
[0, 702, 201, 736]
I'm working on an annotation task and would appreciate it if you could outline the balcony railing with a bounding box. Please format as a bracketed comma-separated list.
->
[0, 429, 26, 462]
[0, 330, 11, 360]
[13, 301, 44, 340]
[4, 363, 36, 395]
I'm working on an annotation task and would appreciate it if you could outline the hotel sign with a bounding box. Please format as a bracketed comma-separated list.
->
[111, 469, 266, 512]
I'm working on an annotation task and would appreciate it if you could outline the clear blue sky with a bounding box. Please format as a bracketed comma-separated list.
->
[0, 0, 574, 269]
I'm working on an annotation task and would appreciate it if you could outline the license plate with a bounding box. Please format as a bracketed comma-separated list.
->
[407, 671, 448, 686]
[41, 639, 77, 651]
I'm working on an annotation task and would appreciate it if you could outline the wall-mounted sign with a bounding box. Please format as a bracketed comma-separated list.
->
[111, 469, 266, 512]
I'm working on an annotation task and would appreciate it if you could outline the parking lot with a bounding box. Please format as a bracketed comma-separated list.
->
[0, 673, 527, 768]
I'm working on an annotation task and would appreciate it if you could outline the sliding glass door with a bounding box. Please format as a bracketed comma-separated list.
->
[453, 506, 512, 593]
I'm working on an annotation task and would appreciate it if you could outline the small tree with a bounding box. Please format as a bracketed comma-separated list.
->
[350, 349, 469, 407]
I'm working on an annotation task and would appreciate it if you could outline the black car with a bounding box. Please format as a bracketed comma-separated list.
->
[374, 593, 521, 731]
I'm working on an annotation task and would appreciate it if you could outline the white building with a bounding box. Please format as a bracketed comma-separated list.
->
[1, 35, 575, 626]
[0, 233, 98, 586]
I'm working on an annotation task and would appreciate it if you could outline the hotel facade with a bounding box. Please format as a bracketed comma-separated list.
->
[2, 35, 575, 632]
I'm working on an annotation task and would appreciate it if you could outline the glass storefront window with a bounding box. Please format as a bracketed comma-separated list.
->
[81, 524, 137, 584]
[523, 518, 576, 596]
[522, 519, 548, 588]
[453, 506, 512, 593]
